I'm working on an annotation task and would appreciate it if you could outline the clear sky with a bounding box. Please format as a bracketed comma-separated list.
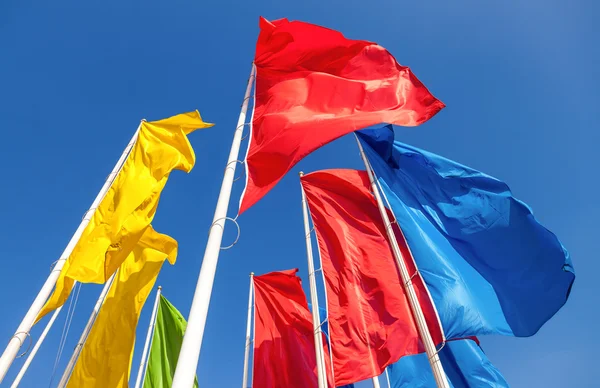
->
[0, 1, 597, 387]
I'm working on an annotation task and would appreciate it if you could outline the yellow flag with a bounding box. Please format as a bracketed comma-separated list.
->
[36, 111, 213, 322]
[67, 226, 176, 388]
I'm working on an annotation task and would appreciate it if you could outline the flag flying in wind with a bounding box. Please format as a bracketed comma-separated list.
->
[308, 304, 355, 388]
[36, 111, 213, 322]
[357, 125, 575, 338]
[301, 170, 443, 386]
[143, 294, 199, 388]
[67, 227, 176, 388]
[253, 269, 334, 388]
[239, 17, 444, 214]
[387, 338, 508, 388]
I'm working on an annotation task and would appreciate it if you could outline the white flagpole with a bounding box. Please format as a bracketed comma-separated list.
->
[134, 286, 162, 388]
[299, 172, 328, 388]
[241, 273, 254, 388]
[57, 273, 116, 388]
[355, 136, 449, 388]
[385, 369, 392, 388]
[10, 306, 63, 388]
[172, 65, 255, 388]
[372, 376, 381, 388]
[0, 124, 141, 383]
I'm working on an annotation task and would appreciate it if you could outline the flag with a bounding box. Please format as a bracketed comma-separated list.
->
[36, 111, 213, 322]
[143, 295, 198, 388]
[308, 304, 355, 388]
[67, 227, 176, 387]
[301, 170, 443, 386]
[253, 269, 333, 388]
[239, 17, 444, 214]
[387, 339, 508, 388]
[357, 125, 575, 338]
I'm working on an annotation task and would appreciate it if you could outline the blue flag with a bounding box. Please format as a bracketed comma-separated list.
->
[308, 304, 355, 388]
[387, 339, 508, 388]
[357, 126, 574, 338]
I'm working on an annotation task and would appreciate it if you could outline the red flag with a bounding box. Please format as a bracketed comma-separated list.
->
[252, 269, 333, 388]
[301, 169, 444, 386]
[239, 17, 445, 214]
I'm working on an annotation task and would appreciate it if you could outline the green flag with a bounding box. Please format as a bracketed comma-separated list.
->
[143, 295, 199, 388]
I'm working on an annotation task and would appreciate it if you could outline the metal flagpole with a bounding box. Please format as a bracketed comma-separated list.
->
[355, 135, 449, 388]
[241, 273, 254, 388]
[57, 273, 116, 388]
[385, 369, 392, 388]
[10, 306, 64, 388]
[0, 125, 141, 383]
[171, 65, 255, 387]
[372, 376, 381, 388]
[299, 172, 328, 388]
[134, 286, 162, 388]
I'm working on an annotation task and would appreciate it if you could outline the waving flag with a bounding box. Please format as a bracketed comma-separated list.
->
[143, 295, 198, 388]
[36, 111, 213, 322]
[253, 269, 333, 388]
[357, 125, 575, 338]
[68, 227, 176, 388]
[387, 339, 508, 388]
[308, 304, 355, 388]
[239, 17, 444, 213]
[302, 170, 443, 386]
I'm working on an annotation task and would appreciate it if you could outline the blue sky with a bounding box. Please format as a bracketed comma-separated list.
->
[0, 0, 597, 387]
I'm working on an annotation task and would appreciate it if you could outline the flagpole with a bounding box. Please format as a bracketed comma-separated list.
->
[372, 376, 381, 388]
[299, 172, 328, 388]
[0, 125, 141, 383]
[355, 136, 450, 388]
[241, 273, 254, 388]
[134, 286, 162, 388]
[385, 369, 392, 388]
[57, 273, 116, 388]
[9, 306, 63, 388]
[171, 65, 256, 388]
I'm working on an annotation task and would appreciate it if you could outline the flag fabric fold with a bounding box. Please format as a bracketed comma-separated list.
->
[253, 269, 333, 388]
[143, 295, 198, 388]
[387, 339, 508, 388]
[36, 111, 213, 322]
[240, 17, 444, 214]
[357, 125, 575, 338]
[67, 227, 176, 388]
[301, 170, 443, 386]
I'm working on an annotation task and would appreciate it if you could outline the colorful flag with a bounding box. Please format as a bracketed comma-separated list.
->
[357, 125, 575, 338]
[239, 17, 444, 214]
[143, 295, 198, 388]
[301, 170, 443, 386]
[36, 111, 213, 322]
[253, 269, 333, 388]
[308, 304, 355, 388]
[387, 339, 508, 388]
[67, 227, 176, 388]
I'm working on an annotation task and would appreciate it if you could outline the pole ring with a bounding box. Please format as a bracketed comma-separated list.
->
[240, 95, 254, 107]
[236, 123, 251, 141]
[12, 331, 32, 358]
[224, 160, 245, 182]
[209, 217, 241, 250]
[432, 340, 446, 357]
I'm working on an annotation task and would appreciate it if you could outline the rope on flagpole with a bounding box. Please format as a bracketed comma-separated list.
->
[9, 333, 31, 359]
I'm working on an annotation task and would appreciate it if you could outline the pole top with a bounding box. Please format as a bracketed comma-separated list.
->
[250, 272, 254, 276]
[299, 171, 304, 177]
[158, 286, 162, 290]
